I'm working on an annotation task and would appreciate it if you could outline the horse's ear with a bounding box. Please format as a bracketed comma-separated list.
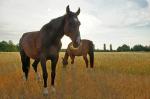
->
[76, 7, 80, 16]
[66, 5, 70, 14]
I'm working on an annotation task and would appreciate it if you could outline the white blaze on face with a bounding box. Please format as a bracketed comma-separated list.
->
[73, 17, 80, 46]
[74, 17, 78, 22]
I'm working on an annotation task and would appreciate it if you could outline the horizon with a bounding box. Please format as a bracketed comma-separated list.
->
[0, 39, 149, 51]
[0, 0, 150, 50]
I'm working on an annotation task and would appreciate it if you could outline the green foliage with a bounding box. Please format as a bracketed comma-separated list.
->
[0, 40, 19, 52]
[132, 44, 150, 51]
[117, 44, 130, 52]
[116, 44, 150, 52]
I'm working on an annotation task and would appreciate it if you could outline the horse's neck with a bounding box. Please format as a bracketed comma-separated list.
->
[40, 15, 65, 47]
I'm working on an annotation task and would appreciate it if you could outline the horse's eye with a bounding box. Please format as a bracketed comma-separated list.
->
[69, 21, 75, 26]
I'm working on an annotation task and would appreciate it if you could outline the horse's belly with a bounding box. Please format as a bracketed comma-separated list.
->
[23, 44, 40, 59]
[69, 50, 82, 56]
[25, 50, 39, 59]
[73, 53, 82, 56]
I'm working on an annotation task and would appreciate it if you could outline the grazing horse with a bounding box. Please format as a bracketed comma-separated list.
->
[62, 39, 94, 68]
[19, 5, 81, 95]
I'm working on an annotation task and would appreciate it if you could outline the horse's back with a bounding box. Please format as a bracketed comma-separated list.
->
[19, 31, 41, 59]
[81, 39, 93, 53]
[82, 39, 93, 47]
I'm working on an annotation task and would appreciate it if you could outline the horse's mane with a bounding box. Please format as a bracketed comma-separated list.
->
[40, 15, 66, 49]
[40, 15, 66, 33]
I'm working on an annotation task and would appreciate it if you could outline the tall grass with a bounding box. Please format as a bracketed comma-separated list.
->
[0, 52, 150, 99]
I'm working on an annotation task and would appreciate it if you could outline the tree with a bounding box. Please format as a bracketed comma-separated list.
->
[117, 44, 130, 52]
[132, 44, 150, 51]
[103, 43, 106, 51]
[110, 44, 112, 51]
[0, 41, 9, 51]
[8, 40, 13, 45]
[0, 40, 19, 52]
[144, 46, 150, 51]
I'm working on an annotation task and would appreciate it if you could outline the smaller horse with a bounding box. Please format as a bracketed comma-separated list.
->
[62, 39, 94, 68]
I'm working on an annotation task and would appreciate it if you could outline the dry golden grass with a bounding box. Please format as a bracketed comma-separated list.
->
[0, 52, 150, 99]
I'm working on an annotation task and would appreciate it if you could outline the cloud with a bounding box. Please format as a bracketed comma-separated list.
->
[0, 0, 150, 49]
[82, 0, 150, 28]
[130, 0, 149, 8]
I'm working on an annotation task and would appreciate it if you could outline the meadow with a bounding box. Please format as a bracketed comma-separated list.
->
[0, 52, 150, 99]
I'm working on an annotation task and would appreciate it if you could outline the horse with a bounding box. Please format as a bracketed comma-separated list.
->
[19, 5, 81, 95]
[62, 39, 94, 68]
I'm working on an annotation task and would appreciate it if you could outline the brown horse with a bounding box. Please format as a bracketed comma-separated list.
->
[19, 5, 81, 95]
[62, 39, 94, 68]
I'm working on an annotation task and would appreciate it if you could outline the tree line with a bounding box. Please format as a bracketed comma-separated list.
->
[0, 40, 150, 52]
[116, 44, 150, 52]
[0, 40, 19, 52]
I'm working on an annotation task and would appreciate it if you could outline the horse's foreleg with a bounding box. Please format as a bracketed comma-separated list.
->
[51, 55, 58, 92]
[40, 56, 48, 95]
[83, 55, 88, 68]
[71, 55, 75, 64]
[32, 60, 40, 80]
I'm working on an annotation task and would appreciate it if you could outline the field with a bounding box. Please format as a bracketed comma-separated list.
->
[0, 52, 150, 99]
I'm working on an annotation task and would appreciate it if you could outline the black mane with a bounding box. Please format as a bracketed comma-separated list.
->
[41, 15, 65, 34]
[40, 15, 66, 49]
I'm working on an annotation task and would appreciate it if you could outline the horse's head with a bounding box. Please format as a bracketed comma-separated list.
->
[62, 57, 68, 66]
[64, 5, 81, 48]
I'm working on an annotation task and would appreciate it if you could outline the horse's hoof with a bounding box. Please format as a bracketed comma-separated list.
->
[22, 74, 27, 81]
[51, 86, 56, 93]
[23, 76, 26, 81]
[43, 88, 48, 96]
[86, 68, 90, 71]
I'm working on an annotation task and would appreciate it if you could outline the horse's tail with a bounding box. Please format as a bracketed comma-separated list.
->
[88, 41, 95, 68]
[20, 49, 30, 80]
[19, 34, 30, 79]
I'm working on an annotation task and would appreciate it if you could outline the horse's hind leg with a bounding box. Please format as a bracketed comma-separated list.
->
[32, 60, 40, 80]
[83, 54, 88, 68]
[20, 50, 30, 80]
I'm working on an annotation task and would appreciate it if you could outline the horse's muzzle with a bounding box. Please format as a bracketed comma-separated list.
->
[73, 36, 81, 48]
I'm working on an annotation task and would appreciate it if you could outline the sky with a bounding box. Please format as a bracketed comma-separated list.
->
[0, 0, 150, 50]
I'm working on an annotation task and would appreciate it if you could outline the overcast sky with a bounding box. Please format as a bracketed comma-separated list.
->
[0, 0, 150, 49]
